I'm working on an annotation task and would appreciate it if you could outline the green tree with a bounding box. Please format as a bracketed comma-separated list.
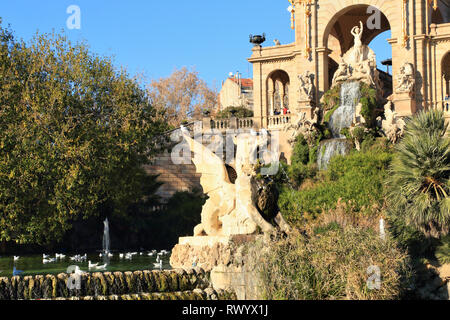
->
[386, 109, 450, 239]
[215, 106, 253, 119]
[0, 22, 168, 245]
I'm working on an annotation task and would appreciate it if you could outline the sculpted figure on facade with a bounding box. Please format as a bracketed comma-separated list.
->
[351, 21, 364, 64]
[331, 22, 380, 89]
[284, 112, 317, 146]
[395, 62, 415, 96]
[332, 59, 350, 85]
[381, 101, 406, 144]
[298, 71, 315, 102]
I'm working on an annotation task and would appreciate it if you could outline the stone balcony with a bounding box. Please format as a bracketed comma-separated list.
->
[204, 117, 254, 131]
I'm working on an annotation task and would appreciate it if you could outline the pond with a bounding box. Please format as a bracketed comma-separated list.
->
[0, 251, 172, 277]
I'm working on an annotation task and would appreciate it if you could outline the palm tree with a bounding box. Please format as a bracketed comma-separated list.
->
[386, 109, 450, 238]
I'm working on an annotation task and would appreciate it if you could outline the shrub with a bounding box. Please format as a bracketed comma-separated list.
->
[215, 106, 253, 119]
[288, 162, 318, 189]
[436, 235, 450, 264]
[287, 135, 318, 187]
[386, 109, 450, 239]
[258, 224, 412, 300]
[322, 84, 341, 113]
[291, 135, 310, 166]
[360, 83, 380, 128]
[278, 148, 393, 224]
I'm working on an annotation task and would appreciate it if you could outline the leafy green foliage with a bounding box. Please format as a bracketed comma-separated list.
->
[386, 109, 450, 239]
[286, 134, 318, 188]
[279, 147, 393, 225]
[436, 235, 450, 264]
[215, 106, 253, 119]
[322, 84, 341, 113]
[359, 83, 379, 127]
[0, 24, 168, 245]
[291, 135, 309, 165]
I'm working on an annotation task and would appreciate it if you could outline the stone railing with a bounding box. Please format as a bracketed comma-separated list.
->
[236, 117, 254, 129]
[0, 268, 236, 300]
[208, 117, 254, 131]
[267, 114, 291, 128]
[211, 119, 231, 130]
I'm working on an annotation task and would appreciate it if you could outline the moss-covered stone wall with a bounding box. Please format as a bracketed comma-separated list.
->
[0, 268, 236, 300]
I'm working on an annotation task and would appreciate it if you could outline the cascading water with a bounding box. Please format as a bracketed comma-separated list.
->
[318, 81, 360, 170]
[102, 218, 110, 255]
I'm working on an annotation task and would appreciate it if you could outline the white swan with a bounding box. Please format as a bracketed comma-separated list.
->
[95, 264, 107, 270]
[13, 256, 19, 261]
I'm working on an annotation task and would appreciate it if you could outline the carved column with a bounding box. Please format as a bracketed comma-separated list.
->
[316, 47, 332, 102]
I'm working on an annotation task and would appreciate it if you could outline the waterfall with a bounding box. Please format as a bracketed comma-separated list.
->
[102, 218, 110, 254]
[317, 139, 352, 170]
[318, 82, 360, 170]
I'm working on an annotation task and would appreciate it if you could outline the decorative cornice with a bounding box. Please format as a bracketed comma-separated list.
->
[432, 38, 450, 44]
[248, 53, 296, 64]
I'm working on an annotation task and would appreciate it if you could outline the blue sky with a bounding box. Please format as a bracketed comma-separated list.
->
[0, 0, 391, 90]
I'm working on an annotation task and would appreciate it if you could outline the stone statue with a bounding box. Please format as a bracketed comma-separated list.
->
[381, 101, 405, 144]
[330, 24, 380, 90]
[298, 71, 315, 101]
[284, 112, 317, 146]
[180, 127, 284, 237]
[332, 59, 350, 85]
[360, 59, 375, 86]
[351, 21, 364, 64]
[274, 39, 281, 46]
[395, 62, 415, 96]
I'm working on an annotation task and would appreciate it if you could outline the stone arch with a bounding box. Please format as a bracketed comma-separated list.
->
[319, 2, 398, 92]
[320, 1, 400, 49]
[266, 70, 290, 116]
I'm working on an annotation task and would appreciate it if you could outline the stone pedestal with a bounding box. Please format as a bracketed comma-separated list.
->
[296, 100, 315, 120]
[170, 235, 264, 300]
[394, 92, 417, 117]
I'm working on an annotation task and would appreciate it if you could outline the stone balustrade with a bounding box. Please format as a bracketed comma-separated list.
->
[267, 114, 291, 128]
[209, 117, 254, 131]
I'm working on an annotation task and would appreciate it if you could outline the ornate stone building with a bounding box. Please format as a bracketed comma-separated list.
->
[248, 0, 450, 128]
